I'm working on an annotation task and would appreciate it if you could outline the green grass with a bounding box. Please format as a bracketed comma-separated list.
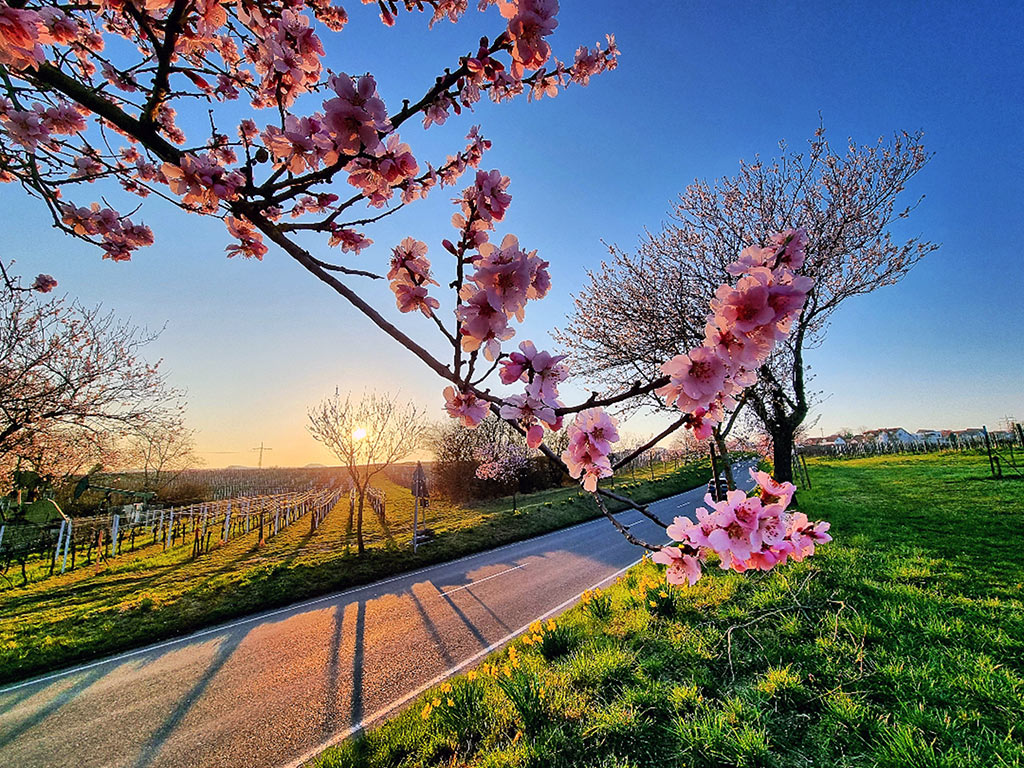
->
[310, 451, 1024, 768]
[0, 458, 713, 684]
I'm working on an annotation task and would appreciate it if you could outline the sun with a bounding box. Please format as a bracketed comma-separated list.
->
[352, 427, 367, 441]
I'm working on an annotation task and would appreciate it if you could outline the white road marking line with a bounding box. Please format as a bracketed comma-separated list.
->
[277, 556, 644, 768]
[437, 564, 526, 597]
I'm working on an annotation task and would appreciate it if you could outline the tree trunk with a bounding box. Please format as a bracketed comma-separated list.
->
[772, 427, 796, 484]
[713, 430, 736, 490]
[356, 491, 365, 555]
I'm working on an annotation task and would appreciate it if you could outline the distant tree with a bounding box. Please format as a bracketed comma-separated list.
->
[474, 440, 530, 512]
[558, 127, 937, 481]
[307, 391, 426, 554]
[427, 414, 516, 502]
[122, 418, 203, 494]
[0, 262, 181, 492]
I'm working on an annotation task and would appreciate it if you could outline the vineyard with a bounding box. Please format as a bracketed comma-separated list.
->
[1, 480, 345, 589]
[0, 457, 714, 682]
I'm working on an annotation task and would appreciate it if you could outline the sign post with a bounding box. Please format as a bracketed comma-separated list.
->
[411, 462, 428, 553]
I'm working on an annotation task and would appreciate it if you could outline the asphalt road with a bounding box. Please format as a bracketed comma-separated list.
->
[0, 469, 750, 768]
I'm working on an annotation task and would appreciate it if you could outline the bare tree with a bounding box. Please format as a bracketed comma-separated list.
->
[558, 126, 937, 481]
[307, 391, 426, 554]
[122, 418, 203, 493]
[0, 263, 182, 490]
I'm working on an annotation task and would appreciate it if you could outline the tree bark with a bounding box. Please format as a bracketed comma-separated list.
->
[772, 426, 796, 483]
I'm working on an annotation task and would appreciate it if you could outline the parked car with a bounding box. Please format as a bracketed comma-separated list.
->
[706, 475, 729, 502]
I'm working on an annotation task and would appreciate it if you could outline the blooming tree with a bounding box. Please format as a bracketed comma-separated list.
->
[0, 262, 181, 491]
[559, 127, 936, 482]
[0, 0, 828, 584]
[474, 439, 528, 510]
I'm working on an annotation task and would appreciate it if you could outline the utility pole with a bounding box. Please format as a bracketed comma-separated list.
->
[252, 442, 273, 469]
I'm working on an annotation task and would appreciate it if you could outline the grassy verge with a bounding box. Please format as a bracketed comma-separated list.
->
[0, 458, 712, 685]
[312, 451, 1024, 768]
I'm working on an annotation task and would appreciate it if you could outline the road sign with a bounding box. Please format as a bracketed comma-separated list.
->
[411, 462, 429, 499]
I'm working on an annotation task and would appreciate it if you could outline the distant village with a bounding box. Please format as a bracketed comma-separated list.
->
[800, 425, 1021, 449]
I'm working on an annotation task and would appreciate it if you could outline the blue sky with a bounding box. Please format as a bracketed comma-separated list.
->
[3, 0, 1022, 465]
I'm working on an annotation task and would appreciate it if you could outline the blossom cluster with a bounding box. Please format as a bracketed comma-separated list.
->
[561, 408, 620, 492]
[161, 154, 245, 213]
[387, 237, 439, 316]
[657, 229, 812, 440]
[457, 233, 550, 360]
[498, 341, 567, 447]
[0, 98, 85, 150]
[60, 203, 154, 261]
[652, 467, 832, 586]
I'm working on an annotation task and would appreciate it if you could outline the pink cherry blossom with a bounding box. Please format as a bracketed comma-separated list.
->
[392, 282, 440, 316]
[562, 408, 618, 491]
[2, 107, 49, 149]
[750, 468, 796, 507]
[327, 227, 373, 253]
[768, 227, 809, 270]
[443, 386, 489, 427]
[322, 72, 390, 155]
[657, 345, 728, 413]
[31, 273, 57, 293]
[0, 3, 45, 71]
[457, 288, 514, 360]
[499, 0, 558, 77]
[651, 546, 702, 587]
[712, 269, 777, 335]
[470, 234, 532, 318]
[224, 216, 268, 260]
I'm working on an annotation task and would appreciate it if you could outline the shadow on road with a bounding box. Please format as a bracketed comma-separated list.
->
[131, 628, 248, 768]
[0, 667, 107, 749]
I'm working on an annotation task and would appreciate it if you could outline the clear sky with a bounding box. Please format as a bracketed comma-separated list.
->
[3, 1, 1022, 466]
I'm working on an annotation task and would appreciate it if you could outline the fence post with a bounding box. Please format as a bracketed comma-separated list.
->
[54, 519, 67, 569]
[983, 426, 998, 478]
[61, 521, 72, 573]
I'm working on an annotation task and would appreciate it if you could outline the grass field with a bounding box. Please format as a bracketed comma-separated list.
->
[0, 457, 712, 684]
[311, 451, 1024, 768]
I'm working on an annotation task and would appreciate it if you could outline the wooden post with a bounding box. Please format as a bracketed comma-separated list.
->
[983, 426, 998, 478]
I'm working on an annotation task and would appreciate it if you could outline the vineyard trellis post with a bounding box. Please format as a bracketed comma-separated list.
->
[61, 522, 71, 574]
